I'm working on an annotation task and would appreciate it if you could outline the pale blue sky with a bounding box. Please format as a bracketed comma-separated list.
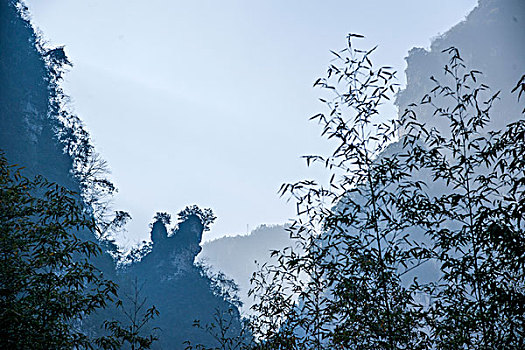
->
[25, 0, 477, 247]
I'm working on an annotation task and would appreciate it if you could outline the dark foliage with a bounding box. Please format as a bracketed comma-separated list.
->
[248, 37, 524, 349]
[122, 210, 247, 349]
[0, 153, 118, 349]
[179, 205, 217, 232]
[95, 278, 159, 350]
[401, 47, 525, 349]
[249, 35, 430, 350]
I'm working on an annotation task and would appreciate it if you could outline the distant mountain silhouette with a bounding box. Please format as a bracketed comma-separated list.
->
[199, 224, 293, 313]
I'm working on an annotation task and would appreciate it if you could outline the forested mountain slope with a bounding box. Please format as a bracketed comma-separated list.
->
[0, 0, 120, 282]
[0, 0, 76, 188]
[124, 214, 248, 348]
[1, 2, 246, 348]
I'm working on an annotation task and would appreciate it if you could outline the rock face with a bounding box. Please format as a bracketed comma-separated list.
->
[396, 0, 525, 135]
[390, 0, 525, 308]
[0, 1, 125, 338]
[0, 0, 76, 188]
[141, 215, 203, 281]
[124, 215, 245, 349]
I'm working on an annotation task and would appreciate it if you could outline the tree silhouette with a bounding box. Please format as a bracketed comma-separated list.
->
[0, 152, 118, 349]
[248, 37, 524, 349]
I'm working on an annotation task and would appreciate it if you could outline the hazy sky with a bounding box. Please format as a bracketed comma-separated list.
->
[25, 0, 477, 247]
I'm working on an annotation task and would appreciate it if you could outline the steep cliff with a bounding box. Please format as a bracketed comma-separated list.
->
[124, 214, 247, 349]
[0, 0, 76, 188]
[396, 0, 525, 133]
[0, 1, 125, 339]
